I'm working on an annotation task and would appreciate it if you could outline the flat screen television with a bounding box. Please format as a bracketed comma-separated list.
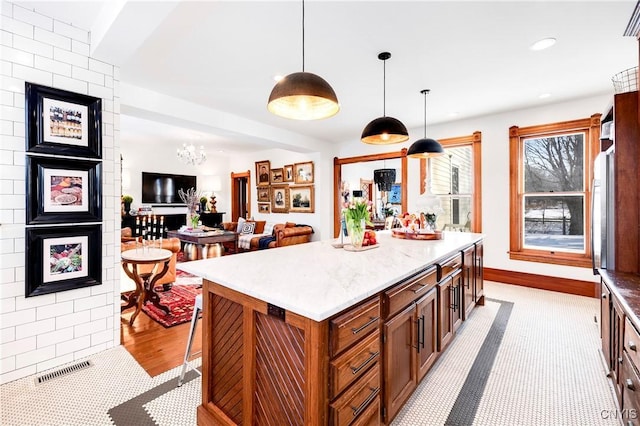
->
[141, 172, 197, 204]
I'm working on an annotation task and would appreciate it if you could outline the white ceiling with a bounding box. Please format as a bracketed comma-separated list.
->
[14, 0, 639, 152]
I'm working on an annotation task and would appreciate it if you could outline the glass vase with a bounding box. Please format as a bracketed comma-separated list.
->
[346, 217, 366, 249]
[189, 213, 200, 229]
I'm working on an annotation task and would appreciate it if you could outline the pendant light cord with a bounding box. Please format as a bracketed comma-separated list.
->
[382, 57, 386, 116]
[423, 90, 427, 138]
[301, 0, 305, 72]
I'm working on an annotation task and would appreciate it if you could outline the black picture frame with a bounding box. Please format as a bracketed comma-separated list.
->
[25, 224, 102, 297]
[25, 82, 102, 158]
[26, 156, 102, 224]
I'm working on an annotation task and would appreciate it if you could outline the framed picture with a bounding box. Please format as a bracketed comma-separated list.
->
[283, 164, 294, 182]
[289, 185, 314, 213]
[256, 160, 270, 187]
[271, 185, 289, 213]
[25, 224, 102, 297]
[257, 186, 270, 202]
[25, 82, 102, 158]
[258, 203, 271, 214]
[270, 168, 284, 184]
[27, 156, 102, 224]
[294, 161, 314, 184]
[388, 183, 402, 204]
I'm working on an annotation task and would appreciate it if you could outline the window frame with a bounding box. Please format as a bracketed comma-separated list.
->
[509, 115, 601, 267]
[419, 131, 483, 232]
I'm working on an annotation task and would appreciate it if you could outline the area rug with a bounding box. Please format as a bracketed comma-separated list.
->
[142, 283, 201, 328]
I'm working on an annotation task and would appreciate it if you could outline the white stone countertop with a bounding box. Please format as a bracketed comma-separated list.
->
[178, 231, 483, 321]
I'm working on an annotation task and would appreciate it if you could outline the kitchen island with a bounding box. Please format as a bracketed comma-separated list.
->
[179, 231, 484, 425]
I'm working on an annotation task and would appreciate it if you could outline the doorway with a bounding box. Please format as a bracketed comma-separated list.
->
[231, 170, 250, 222]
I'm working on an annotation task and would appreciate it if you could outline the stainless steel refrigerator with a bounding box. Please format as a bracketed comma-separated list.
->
[592, 147, 615, 274]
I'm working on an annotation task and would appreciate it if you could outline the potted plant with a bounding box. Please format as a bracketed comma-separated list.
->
[199, 196, 208, 212]
[122, 195, 133, 214]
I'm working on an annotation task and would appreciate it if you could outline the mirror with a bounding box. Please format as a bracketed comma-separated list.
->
[333, 150, 407, 237]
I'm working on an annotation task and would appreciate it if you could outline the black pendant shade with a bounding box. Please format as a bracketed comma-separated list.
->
[361, 52, 409, 145]
[407, 89, 444, 158]
[268, 71, 340, 120]
[267, 0, 339, 120]
[407, 138, 445, 158]
[374, 168, 396, 192]
[361, 116, 409, 145]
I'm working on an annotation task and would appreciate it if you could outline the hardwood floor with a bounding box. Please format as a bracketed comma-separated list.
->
[120, 307, 201, 377]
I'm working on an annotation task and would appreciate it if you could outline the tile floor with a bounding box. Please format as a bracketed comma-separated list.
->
[0, 282, 619, 425]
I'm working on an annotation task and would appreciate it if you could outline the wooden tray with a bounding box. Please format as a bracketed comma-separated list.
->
[391, 229, 443, 240]
[343, 244, 380, 252]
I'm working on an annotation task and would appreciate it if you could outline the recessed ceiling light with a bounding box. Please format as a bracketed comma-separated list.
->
[539, 93, 551, 99]
[448, 112, 459, 117]
[530, 37, 556, 51]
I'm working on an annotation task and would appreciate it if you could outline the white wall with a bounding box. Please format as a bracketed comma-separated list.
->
[120, 140, 232, 220]
[0, 2, 120, 384]
[337, 94, 611, 282]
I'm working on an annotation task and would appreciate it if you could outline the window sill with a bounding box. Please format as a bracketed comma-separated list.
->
[509, 251, 591, 268]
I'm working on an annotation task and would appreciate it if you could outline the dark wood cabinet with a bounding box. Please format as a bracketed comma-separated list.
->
[451, 270, 463, 333]
[612, 294, 626, 405]
[463, 246, 475, 319]
[416, 288, 438, 381]
[383, 303, 417, 422]
[601, 283, 612, 371]
[475, 242, 484, 305]
[438, 276, 453, 352]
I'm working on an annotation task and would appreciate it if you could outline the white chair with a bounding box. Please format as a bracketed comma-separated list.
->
[177, 293, 202, 386]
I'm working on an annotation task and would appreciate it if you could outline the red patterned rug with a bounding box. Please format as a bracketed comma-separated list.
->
[142, 283, 201, 328]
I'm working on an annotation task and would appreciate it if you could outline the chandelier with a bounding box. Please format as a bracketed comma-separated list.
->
[176, 143, 206, 165]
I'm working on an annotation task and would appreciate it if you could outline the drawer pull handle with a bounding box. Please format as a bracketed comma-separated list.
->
[627, 379, 635, 391]
[411, 284, 427, 294]
[351, 386, 380, 418]
[351, 316, 379, 335]
[602, 293, 607, 299]
[350, 351, 379, 375]
[630, 341, 637, 351]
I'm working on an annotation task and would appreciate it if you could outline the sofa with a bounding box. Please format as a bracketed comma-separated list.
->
[120, 227, 181, 286]
[221, 219, 313, 252]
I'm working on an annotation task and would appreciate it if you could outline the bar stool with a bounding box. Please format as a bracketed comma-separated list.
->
[177, 293, 202, 386]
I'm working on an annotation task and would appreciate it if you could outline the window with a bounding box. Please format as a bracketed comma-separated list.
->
[509, 116, 600, 267]
[420, 131, 482, 233]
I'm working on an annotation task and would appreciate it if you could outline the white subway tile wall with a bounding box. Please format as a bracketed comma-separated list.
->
[0, 2, 120, 384]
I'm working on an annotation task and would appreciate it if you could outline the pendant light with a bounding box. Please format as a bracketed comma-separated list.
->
[267, 0, 339, 120]
[361, 52, 409, 145]
[407, 89, 444, 158]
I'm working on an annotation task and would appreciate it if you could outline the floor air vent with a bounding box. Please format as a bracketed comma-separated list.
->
[35, 360, 93, 385]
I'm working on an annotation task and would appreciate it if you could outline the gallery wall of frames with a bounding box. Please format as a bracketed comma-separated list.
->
[255, 160, 315, 214]
[24, 82, 103, 297]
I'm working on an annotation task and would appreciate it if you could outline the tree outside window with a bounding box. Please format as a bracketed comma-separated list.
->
[509, 115, 600, 267]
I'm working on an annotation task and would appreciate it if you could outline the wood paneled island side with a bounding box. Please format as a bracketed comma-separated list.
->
[179, 231, 484, 425]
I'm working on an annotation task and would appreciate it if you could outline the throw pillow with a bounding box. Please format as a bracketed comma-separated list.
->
[236, 217, 246, 233]
[241, 221, 256, 235]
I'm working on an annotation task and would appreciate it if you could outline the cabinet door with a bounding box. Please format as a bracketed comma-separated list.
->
[438, 278, 453, 352]
[451, 270, 463, 333]
[416, 287, 438, 381]
[601, 281, 612, 372]
[462, 246, 475, 319]
[612, 297, 626, 405]
[383, 304, 417, 423]
[474, 242, 484, 304]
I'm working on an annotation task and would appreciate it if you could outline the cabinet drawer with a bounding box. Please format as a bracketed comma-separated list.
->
[330, 298, 380, 357]
[437, 253, 462, 281]
[383, 267, 437, 319]
[330, 365, 380, 426]
[350, 395, 380, 426]
[330, 330, 380, 398]
[622, 352, 640, 424]
[625, 318, 640, 370]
